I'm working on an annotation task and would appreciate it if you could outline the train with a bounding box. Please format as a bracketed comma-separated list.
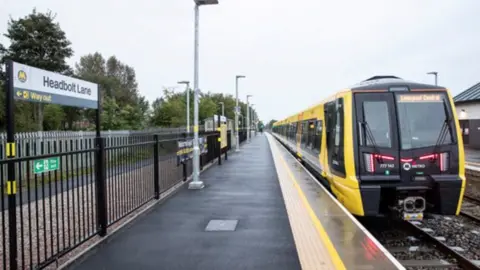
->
[271, 75, 465, 221]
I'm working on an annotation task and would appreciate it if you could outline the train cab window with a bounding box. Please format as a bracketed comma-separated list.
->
[363, 101, 392, 148]
[396, 93, 454, 150]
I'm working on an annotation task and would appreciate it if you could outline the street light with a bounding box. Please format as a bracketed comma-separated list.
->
[427, 71, 438, 86]
[246, 95, 252, 142]
[178, 80, 190, 133]
[189, 0, 219, 190]
[235, 75, 246, 152]
[218, 101, 224, 116]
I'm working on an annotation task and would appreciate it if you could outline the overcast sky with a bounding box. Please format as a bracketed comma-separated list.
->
[2, 0, 480, 123]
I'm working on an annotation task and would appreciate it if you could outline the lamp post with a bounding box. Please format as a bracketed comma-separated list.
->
[235, 75, 246, 151]
[250, 103, 256, 136]
[178, 80, 190, 133]
[189, 0, 219, 190]
[218, 101, 224, 116]
[246, 95, 252, 141]
[427, 71, 438, 86]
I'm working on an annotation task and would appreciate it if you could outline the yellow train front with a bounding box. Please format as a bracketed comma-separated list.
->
[272, 75, 466, 221]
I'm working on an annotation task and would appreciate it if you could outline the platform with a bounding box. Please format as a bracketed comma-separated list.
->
[466, 148, 480, 171]
[62, 134, 403, 270]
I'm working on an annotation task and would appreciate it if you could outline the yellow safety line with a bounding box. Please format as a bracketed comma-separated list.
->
[278, 151, 347, 270]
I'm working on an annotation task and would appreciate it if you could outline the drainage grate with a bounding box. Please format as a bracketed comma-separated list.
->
[205, 219, 238, 231]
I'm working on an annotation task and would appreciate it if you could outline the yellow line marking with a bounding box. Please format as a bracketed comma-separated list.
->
[278, 149, 346, 270]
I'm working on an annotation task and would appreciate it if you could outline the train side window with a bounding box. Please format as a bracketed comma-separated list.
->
[313, 120, 323, 153]
[301, 121, 308, 146]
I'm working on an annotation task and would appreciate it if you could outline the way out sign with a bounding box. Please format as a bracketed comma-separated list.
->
[34, 157, 60, 174]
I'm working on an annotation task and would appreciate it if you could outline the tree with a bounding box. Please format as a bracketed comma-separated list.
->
[74, 52, 149, 130]
[0, 8, 74, 131]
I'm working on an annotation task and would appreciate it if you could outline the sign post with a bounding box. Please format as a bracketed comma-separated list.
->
[4, 60, 100, 270]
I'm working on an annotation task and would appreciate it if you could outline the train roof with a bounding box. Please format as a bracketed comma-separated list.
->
[350, 75, 444, 91]
[274, 75, 446, 126]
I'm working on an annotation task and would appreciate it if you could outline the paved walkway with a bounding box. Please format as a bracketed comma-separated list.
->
[67, 134, 301, 270]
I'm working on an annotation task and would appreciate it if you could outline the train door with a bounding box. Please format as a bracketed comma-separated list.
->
[354, 93, 400, 179]
[325, 99, 346, 177]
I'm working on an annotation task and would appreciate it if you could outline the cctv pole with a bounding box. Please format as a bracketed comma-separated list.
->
[189, 3, 203, 189]
[219, 102, 224, 116]
[427, 71, 438, 86]
[235, 75, 245, 151]
[186, 83, 190, 132]
[246, 95, 252, 142]
[235, 77, 240, 151]
[178, 81, 190, 133]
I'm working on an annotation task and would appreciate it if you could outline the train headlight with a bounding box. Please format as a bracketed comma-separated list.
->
[364, 153, 375, 173]
[439, 152, 449, 172]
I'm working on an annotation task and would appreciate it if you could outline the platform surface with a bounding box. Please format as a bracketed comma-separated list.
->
[65, 135, 302, 270]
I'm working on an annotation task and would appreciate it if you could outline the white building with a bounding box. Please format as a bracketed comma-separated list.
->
[454, 82, 480, 149]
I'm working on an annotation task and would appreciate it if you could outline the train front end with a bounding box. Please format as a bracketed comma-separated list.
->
[353, 81, 465, 221]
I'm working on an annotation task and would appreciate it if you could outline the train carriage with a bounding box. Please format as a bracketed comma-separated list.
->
[272, 75, 465, 221]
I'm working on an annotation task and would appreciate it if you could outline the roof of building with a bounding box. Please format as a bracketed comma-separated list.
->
[454, 82, 480, 104]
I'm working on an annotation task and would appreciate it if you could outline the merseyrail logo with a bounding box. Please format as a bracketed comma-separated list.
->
[17, 70, 27, 83]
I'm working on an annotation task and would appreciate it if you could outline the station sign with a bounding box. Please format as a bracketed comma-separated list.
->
[11, 61, 99, 109]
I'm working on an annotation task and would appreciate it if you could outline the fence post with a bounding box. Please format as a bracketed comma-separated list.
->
[153, 134, 160, 199]
[95, 137, 108, 236]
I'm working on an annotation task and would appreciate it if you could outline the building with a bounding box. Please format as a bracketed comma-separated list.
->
[454, 82, 480, 149]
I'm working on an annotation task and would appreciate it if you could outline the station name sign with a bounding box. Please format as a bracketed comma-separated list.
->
[11, 61, 99, 109]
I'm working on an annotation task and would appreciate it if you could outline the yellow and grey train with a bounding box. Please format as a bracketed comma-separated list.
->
[272, 75, 465, 220]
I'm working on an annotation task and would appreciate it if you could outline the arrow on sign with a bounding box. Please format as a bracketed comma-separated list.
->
[36, 163, 43, 170]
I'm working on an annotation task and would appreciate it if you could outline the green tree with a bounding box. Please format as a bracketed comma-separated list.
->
[74, 52, 149, 130]
[0, 9, 74, 131]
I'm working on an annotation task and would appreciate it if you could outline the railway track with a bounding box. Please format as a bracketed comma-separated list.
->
[461, 195, 480, 225]
[361, 217, 480, 270]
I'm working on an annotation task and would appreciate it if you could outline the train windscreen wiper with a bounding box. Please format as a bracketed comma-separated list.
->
[360, 121, 384, 163]
[430, 99, 454, 157]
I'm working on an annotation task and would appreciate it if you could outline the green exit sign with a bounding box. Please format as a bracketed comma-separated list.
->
[34, 157, 60, 174]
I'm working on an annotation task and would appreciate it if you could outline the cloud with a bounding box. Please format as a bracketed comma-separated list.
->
[1, 0, 479, 122]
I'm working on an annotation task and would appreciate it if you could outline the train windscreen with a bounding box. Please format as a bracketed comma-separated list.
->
[395, 93, 454, 150]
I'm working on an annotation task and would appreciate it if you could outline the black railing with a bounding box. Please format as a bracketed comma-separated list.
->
[0, 130, 235, 270]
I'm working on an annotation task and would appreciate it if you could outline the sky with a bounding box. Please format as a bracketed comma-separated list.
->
[1, 0, 480, 124]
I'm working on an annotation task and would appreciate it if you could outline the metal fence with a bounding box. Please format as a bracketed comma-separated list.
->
[0, 129, 238, 270]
